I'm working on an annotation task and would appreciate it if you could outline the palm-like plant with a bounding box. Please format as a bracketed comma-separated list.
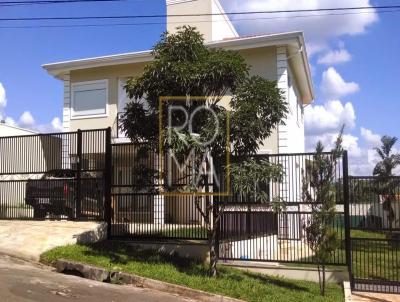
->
[373, 136, 400, 230]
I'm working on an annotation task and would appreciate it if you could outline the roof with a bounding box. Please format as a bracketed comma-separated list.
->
[42, 31, 314, 103]
[0, 122, 38, 135]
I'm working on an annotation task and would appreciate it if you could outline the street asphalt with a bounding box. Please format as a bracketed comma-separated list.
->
[0, 255, 195, 302]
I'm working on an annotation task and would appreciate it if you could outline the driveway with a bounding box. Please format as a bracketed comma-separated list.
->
[0, 255, 194, 302]
[0, 220, 106, 261]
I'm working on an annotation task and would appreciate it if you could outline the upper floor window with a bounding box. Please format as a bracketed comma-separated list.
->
[71, 80, 108, 118]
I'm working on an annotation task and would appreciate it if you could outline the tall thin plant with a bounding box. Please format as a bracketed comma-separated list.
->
[302, 127, 344, 296]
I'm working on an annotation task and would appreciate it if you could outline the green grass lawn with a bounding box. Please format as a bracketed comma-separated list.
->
[41, 241, 343, 302]
[350, 229, 386, 239]
[348, 229, 399, 282]
[289, 229, 399, 283]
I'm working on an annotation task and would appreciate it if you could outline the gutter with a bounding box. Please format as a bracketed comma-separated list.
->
[296, 35, 315, 102]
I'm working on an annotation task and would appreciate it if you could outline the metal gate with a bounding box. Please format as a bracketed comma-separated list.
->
[217, 152, 347, 265]
[109, 143, 208, 240]
[348, 176, 400, 293]
[0, 128, 110, 221]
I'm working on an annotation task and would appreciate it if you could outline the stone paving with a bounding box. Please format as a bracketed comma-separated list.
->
[0, 220, 106, 261]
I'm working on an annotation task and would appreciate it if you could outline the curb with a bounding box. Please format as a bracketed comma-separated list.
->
[56, 259, 245, 302]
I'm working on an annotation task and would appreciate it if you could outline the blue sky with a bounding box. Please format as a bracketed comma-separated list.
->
[0, 0, 399, 174]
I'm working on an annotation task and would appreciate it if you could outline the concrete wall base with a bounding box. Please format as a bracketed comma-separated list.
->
[75, 222, 108, 244]
[122, 240, 210, 263]
[221, 261, 349, 284]
[114, 240, 349, 284]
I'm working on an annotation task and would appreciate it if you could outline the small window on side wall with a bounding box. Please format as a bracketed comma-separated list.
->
[71, 80, 108, 118]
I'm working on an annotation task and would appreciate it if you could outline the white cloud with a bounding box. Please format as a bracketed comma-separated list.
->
[4, 117, 16, 126]
[19, 111, 35, 127]
[306, 131, 360, 154]
[221, 0, 378, 55]
[304, 100, 383, 175]
[51, 117, 63, 132]
[0, 83, 6, 109]
[360, 127, 381, 147]
[317, 47, 352, 65]
[304, 100, 355, 135]
[305, 130, 375, 175]
[320, 67, 359, 99]
[20, 113, 63, 133]
[0, 82, 62, 132]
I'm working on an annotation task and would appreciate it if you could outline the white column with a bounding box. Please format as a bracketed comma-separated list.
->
[60, 72, 72, 169]
[62, 72, 71, 132]
[276, 46, 289, 154]
[154, 154, 165, 224]
[276, 46, 291, 238]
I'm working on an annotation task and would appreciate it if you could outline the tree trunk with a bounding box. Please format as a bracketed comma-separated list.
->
[317, 265, 322, 295]
[322, 264, 326, 296]
[209, 229, 218, 277]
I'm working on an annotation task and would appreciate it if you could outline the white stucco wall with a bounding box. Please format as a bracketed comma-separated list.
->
[285, 68, 305, 153]
[276, 47, 305, 154]
[220, 235, 279, 260]
[166, 0, 238, 42]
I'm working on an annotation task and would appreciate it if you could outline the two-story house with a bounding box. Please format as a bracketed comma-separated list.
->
[42, 0, 314, 239]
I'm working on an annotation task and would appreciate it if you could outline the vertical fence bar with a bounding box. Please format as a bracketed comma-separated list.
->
[104, 127, 112, 239]
[343, 150, 353, 287]
[76, 129, 82, 220]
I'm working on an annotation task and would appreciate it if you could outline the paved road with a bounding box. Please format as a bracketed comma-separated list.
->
[0, 255, 195, 302]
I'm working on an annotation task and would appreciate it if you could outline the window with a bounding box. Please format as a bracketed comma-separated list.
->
[118, 78, 149, 112]
[71, 80, 108, 118]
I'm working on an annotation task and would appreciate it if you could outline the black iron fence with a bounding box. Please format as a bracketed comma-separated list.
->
[215, 152, 347, 265]
[348, 176, 400, 293]
[0, 129, 110, 221]
[109, 148, 348, 265]
[110, 143, 208, 240]
[349, 176, 400, 231]
[3, 127, 400, 294]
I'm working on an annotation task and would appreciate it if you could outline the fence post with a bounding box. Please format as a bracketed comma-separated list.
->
[342, 150, 353, 288]
[104, 127, 112, 239]
[76, 129, 82, 220]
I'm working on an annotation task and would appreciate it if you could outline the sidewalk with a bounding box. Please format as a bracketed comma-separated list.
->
[351, 291, 400, 302]
[0, 220, 106, 261]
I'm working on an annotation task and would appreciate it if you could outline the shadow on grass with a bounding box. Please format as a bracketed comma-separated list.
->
[79, 240, 312, 293]
[241, 271, 310, 292]
[81, 240, 210, 276]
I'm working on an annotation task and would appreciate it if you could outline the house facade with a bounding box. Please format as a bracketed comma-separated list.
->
[42, 0, 314, 155]
[41, 0, 314, 243]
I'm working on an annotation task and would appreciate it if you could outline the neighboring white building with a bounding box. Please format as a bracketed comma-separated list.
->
[0, 121, 37, 137]
[0, 122, 38, 218]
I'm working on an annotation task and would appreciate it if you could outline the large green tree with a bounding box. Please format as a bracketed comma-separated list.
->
[121, 26, 288, 276]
